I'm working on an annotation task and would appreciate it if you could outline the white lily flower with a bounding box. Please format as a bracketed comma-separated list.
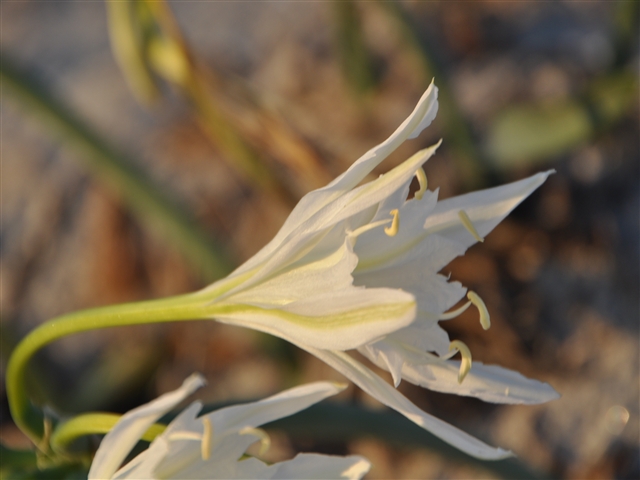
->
[89, 374, 370, 480]
[193, 81, 559, 460]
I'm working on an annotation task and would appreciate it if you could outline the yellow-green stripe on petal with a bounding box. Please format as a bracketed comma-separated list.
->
[212, 294, 416, 351]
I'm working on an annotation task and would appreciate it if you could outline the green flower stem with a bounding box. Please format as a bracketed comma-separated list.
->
[6, 293, 210, 445]
[50, 413, 166, 452]
[0, 53, 233, 282]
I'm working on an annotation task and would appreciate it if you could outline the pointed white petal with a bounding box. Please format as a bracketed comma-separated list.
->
[423, 171, 553, 248]
[359, 340, 406, 388]
[355, 202, 458, 274]
[115, 402, 203, 480]
[123, 382, 349, 479]
[325, 142, 441, 228]
[269, 453, 371, 479]
[230, 234, 359, 306]
[89, 374, 205, 480]
[233, 142, 441, 297]
[208, 84, 439, 283]
[171, 382, 348, 473]
[387, 318, 452, 357]
[370, 187, 439, 244]
[354, 234, 467, 315]
[359, 319, 453, 387]
[272, 82, 438, 238]
[400, 360, 560, 405]
[206, 381, 347, 434]
[216, 283, 416, 350]
[301, 347, 512, 460]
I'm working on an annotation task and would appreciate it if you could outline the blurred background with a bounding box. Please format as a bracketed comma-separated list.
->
[1, 1, 638, 478]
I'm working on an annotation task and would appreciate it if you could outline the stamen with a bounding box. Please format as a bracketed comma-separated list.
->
[201, 417, 212, 461]
[467, 291, 490, 330]
[458, 210, 484, 242]
[166, 431, 202, 442]
[414, 167, 428, 200]
[448, 340, 472, 384]
[239, 427, 271, 456]
[438, 300, 472, 320]
[349, 219, 392, 239]
[384, 209, 400, 237]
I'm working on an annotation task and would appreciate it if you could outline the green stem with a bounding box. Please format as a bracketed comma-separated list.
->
[50, 413, 166, 451]
[380, 0, 491, 188]
[0, 53, 233, 281]
[6, 293, 210, 445]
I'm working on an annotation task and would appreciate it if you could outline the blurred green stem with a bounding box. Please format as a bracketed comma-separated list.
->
[380, 0, 489, 188]
[334, 0, 377, 96]
[115, 0, 298, 205]
[1, 54, 233, 282]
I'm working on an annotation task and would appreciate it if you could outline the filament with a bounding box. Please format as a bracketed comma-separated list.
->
[438, 301, 472, 320]
[239, 427, 271, 456]
[201, 417, 212, 461]
[414, 168, 428, 200]
[458, 210, 484, 242]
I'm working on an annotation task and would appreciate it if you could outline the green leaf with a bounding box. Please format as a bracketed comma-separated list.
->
[0, 53, 234, 282]
[487, 101, 592, 169]
[1, 443, 89, 479]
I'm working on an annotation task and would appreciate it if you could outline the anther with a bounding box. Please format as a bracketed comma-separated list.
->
[414, 168, 428, 200]
[467, 291, 490, 330]
[239, 427, 271, 456]
[201, 417, 212, 461]
[449, 340, 472, 384]
[384, 209, 400, 237]
[458, 210, 484, 242]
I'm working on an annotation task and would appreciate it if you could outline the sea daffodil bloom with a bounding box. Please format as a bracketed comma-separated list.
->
[194, 81, 559, 459]
[88, 375, 370, 479]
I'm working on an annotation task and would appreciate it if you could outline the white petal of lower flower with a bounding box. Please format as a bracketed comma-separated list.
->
[267, 453, 372, 479]
[89, 374, 205, 480]
[114, 403, 204, 480]
[206, 381, 347, 434]
[301, 346, 513, 460]
[148, 381, 351, 478]
[96, 380, 369, 480]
